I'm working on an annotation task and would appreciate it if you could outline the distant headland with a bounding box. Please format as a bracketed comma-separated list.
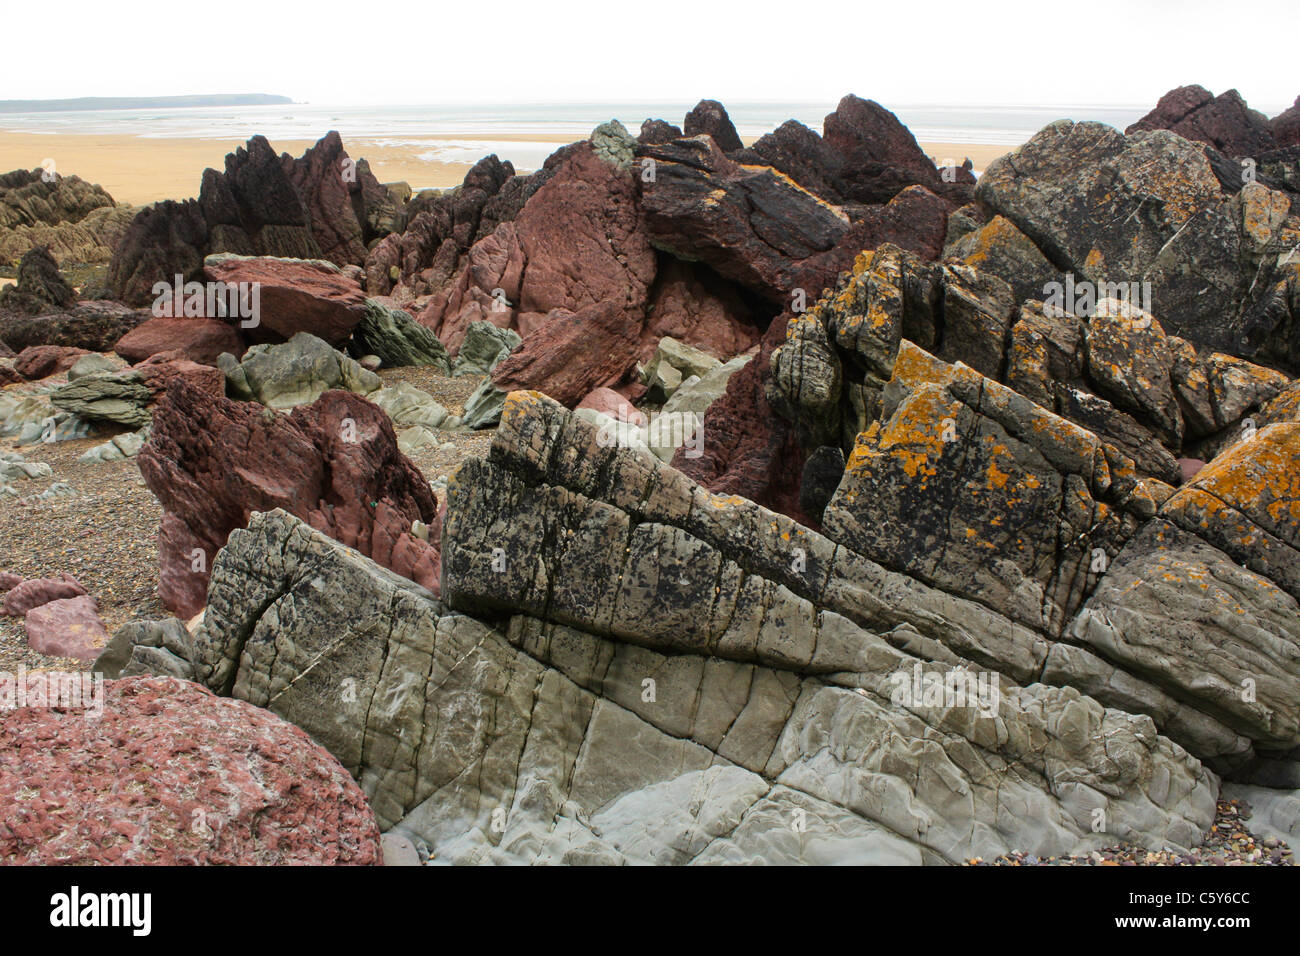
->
[0, 94, 293, 113]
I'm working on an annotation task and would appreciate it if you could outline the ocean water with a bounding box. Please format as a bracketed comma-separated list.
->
[0, 100, 1208, 172]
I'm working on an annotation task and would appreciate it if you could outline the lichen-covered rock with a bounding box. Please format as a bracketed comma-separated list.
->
[0, 675, 382, 865]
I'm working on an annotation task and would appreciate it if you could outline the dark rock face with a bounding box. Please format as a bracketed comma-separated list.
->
[977, 121, 1300, 371]
[683, 99, 744, 152]
[0, 300, 148, 353]
[638, 136, 852, 305]
[0, 246, 76, 314]
[1274, 96, 1300, 147]
[821, 95, 973, 206]
[638, 118, 683, 145]
[109, 132, 393, 304]
[107, 199, 210, 306]
[1127, 85, 1278, 158]
[137, 379, 440, 618]
[0, 676, 382, 865]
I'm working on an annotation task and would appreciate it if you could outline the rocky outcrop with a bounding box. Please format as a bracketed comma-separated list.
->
[1127, 86, 1278, 158]
[109, 133, 394, 305]
[682, 99, 744, 152]
[0, 300, 148, 353]
[0, 676, 381, 865]
[976, 122, 1300, 371]
[111, 397, 1222, 863]
[0, 168, 122, 267]
[0, 246, 76, 314]
[137, 379, 440, 618]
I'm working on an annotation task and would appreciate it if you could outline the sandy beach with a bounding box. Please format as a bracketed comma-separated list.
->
[0, 131, 1011, 206]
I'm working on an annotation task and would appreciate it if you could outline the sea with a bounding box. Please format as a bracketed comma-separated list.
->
[0, 100, 1215, 174]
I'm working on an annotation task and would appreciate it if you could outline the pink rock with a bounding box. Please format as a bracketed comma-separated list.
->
[138, 379, 440, 618]
[12, 345, 90, 380]
[0, 676, 382, 865]
[131, 352, 225, 401]
[2, 574, 87, 617]
[1180, 458, 1207, 483]
[24, 595, 106, 660]
[0, 572, 20, 593]
[577, 387, 648, 426]
[203, 256, 368, 346]
[115, 316, 245, 365]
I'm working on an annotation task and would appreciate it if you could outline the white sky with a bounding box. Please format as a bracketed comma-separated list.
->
[2, 0, 1296, 112]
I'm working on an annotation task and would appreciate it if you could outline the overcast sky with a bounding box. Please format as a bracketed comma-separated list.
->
[4, 0, 1296, 112]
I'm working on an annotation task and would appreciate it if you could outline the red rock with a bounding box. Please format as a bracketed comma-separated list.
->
[576, 387, 648, 426]
[0, 363, 19, 387]
[1274, 96, 1300, 147]
[203, 255, 368, 346]
[0, 572, 21, 592]
[114, 316, 245, 365]
[1179, 458, 1207, 483]
[640, 258, 759, 365]
[2, 573, 87, 617]
[420, 143, 655, 354]
[12, 344, 90, 380]
[281, 130, 377, 266]
[0, 676, 382, 865]
[671, 313, 810, 524]
[138, 379, 439, 618]
[131, 352, 225, 401]
[1127, 85, 1277, 157]
[24, 595, 106, 660]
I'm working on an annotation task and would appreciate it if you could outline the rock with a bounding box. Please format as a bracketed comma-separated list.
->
[421, 142, 655, 370]
[1274, 96, 1300, 148]
[661, 354, 751, 418]
[638, 119, 682, 145]
[682, 99, 744, 152]
[50, 373, 152, 427]
[0, 300, 148, 353]
[821, 95, 972, 206]
[94, 617, 195, 680]
[590, 120, 637, 170]
[1, 573, 86, 616]
[350, 299, 451, 371]
[946, 214, 1062, 306]
[0, 451, 52, 483]
[0, 572, 19, 592]
[977, 121, 1300, 370]
[221, 331, 380, 408]
[638, 136, 850, 305]
[202, 254, 368, 346]
[12, 344, 89, 379]
[107, 198, 210, 306]
[24, 594, 106, 659]
[370, 381, 451, 431]
[131, 353, 225, 402]
[114, 316, 245, 365]
[1127, 85, 1277, 158]
[576, 387, 647, 426]
[459, 378, 508, 430]
[0, 676, 382, 865]
[278, 130, 393, 265]
[644, 336, 723, 383]
[78, 426, 150, 464]
[641, 258, 760, 362]
[451, 321, 521, 377]
[137, 379, 439, 617]
[66, 353, 123, 380]
[735, 120, 848, 204]
[0, 246, 76, 314]
[644, 360, 682, 403]
[799, 444, 845, 523]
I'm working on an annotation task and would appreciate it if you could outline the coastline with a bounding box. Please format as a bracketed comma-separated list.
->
[0, 131, 1012, 206]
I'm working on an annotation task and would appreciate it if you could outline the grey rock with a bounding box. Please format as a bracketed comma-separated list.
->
[351, 299, 451, 371]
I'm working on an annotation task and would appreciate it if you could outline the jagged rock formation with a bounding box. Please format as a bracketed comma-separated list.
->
[108, 133, 396, 305]
[0, 168, 127, 267]
[0, 246, 76, 314]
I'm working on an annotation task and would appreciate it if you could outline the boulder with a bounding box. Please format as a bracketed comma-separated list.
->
[0, 246, 76, 314]
[451, 321, 521, 377]
[638, 119, 683, 145]
[1127, 85, 1278, 158]
[202, 254, 368, 346]
[0, 300, 148, 353]
[221, 332, 381, 409]
[24, 594, 106, 660]
[576, 387, 647, 426]
[67, 353, 123, 380]
[682, 99, 744, 152]
[0, 676, 382, 865]
[2, 573, 87, 616]
[350, 299, 451, 371]
[137, 379, 439, 618]
[114, 316, 246, 365]
[50, 373, 152, 427]
[1273, 96, 1300, 148]
[946, 214, 1062, 306]
[12, 344, 89, 379]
